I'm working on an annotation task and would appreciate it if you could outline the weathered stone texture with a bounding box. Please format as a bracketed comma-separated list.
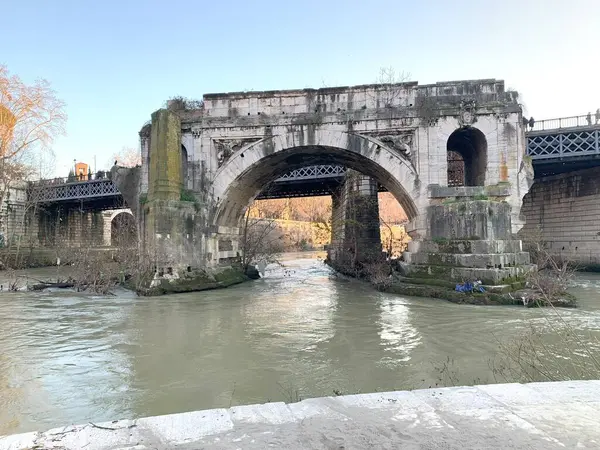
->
[403, 200, 531, 285]
[148, 109, 182, 201]
[329, 170, 382, 265]
[4, 381, 600, 449]
[521, 167, 600, 265]
[428, 201, 512, 241]
[138, 79, 528, 274]
[34, 208, 132, 248]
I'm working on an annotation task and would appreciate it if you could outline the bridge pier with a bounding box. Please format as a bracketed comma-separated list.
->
[403, 190, 532, 286]
[329, 171, 382, 268]
[139, 109, 221, 276]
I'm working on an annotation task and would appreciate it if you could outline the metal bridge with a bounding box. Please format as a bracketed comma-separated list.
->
[526, 114, 600, 177]
[28, 175, 124, 209]
[257, 165, 347, 199]
[28, 114, 600, 206]
[27, 165, 349, 206]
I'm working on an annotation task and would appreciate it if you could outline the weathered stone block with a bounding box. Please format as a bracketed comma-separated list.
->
[149, 109, 182, 202]
[407, 239, 522, 255]
[428, 201, 512, 241]
[409, 251, 530, 268]
[452, 266, 529, 285]
[521, 166, 600, 266]
[144, 198, 208, 269]
[404, 263, 530, 285]
[429, 184, 512, 199]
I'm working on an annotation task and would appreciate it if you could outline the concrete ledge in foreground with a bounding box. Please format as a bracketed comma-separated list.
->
[2, 381, 600, 449]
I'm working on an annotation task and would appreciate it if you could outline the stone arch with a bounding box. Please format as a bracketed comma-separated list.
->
[110, 210, 137, 247]
[181, 144, 189, 189]
[212, 129, 420, 228]
[446, 127, 488, 186]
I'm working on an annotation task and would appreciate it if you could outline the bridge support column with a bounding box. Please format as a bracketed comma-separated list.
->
[403, 191, 533, 286]
[328, 170, 382, 270]
[140, 108, 223, 287]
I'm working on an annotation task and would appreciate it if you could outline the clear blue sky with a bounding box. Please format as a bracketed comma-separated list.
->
[3, 0, 599, 176]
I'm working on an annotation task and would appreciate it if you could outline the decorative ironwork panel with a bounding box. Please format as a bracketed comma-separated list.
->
[30, 180, 121, 203]
[527, 134, 562, 159]
[275, 165, 346, 182]
[562, 131, 596, 155]
[527, 130, 600, 160]
[447, 151, 465, 187]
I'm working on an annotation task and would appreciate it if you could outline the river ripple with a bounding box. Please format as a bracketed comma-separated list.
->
[1, 252, 599, 434]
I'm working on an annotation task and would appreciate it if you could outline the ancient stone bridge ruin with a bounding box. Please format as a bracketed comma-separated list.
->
[137, 78, 534, 287]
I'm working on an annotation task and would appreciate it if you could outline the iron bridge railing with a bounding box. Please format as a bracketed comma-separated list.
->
[27, 165, 347, 204]
[29, 179, 121, 203]
[527, 129, 600, 160]
[529, 114, 600, 132]
[274, 165, 346, 182]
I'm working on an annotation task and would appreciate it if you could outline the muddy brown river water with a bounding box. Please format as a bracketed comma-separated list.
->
[1, 252, 599, 435]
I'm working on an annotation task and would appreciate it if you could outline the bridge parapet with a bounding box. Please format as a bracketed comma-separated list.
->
[193, 79, 518, 122]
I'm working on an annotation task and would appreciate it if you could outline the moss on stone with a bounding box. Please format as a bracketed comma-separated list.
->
[213, 267, 248, 286]
[383, 282, 526, 306]
[395, 276, 456, 289]
[140, 266, 249, 296]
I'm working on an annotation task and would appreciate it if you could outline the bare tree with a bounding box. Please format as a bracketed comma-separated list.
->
[490, 303, 600, 384]
[521, 225, 574, 305]
[27, 211, 154, 295]
[0, 65, 65, 204]
[240, 203, 286, 273]
[0, 65, 64, 263]
[166, 96, 204, 111]
[374, 66, 411, 108]
[110, 145, 141, 168]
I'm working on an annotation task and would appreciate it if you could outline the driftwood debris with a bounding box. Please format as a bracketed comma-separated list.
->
[29, 281, 75, 291]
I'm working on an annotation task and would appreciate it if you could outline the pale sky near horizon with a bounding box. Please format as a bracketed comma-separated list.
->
[3, 0, 600, 176]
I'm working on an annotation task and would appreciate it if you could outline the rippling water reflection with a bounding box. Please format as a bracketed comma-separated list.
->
[1, 253, 600, 435]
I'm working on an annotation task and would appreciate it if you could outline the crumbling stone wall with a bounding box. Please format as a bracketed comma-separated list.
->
[139, 78, 529, 272]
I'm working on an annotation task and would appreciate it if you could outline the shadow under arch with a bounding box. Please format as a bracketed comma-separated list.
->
[446, 126, 488, 186]
[212, 130, 419, 229]
[181, 144, 189, 187]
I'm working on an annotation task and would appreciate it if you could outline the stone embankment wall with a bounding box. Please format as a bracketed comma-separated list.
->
[33, 208, 133, 248]
[2, 381, 598, 449]
[521, 167, 600, 266]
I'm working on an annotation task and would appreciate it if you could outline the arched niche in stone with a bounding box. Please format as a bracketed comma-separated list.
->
[446, 127, 488, 187]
